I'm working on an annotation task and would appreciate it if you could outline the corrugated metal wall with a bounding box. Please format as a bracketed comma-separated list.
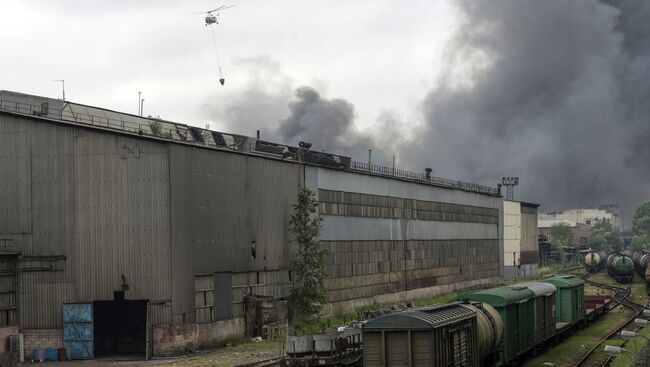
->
[0, 115, 31, 234]
[0, 111, 504, 329]
[0, 115, 173, 328]
[167, 145, 300, 322]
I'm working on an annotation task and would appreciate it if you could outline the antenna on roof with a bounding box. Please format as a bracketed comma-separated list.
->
[53, 80, 65, 101]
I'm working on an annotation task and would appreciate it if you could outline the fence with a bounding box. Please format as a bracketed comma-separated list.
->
[349, 161, 500, 196]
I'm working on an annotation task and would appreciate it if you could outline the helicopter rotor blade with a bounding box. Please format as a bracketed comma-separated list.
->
[208, 4, 235, 13]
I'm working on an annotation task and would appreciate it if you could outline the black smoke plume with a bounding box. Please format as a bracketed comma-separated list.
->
[404, 0, 650, 221]
[208, 1, 650, 223]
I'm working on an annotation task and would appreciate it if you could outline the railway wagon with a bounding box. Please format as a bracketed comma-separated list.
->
[584, 250, 606, 273]
[362, 302, 502, 367]
[516, 282, 557, 344]
[632, 249, 650, 282]
[607, 252, 634, 283]
[458, 286, 535, 365]
[542, 275, 585, 329]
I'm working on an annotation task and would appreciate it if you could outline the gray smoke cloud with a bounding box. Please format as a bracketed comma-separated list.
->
[402, 0, 650, 222]
[208, 0, 650, 225]
[277, 86, 397, 163]
[206, 56, 398, 165]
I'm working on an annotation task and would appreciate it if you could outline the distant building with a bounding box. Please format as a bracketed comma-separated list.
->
[538, 218, 592, 248]
[540, 207, 620, 230]
[502, 200, 539, 280]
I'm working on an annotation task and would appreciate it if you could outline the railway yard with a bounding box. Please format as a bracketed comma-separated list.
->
[96, 267, 650, 367]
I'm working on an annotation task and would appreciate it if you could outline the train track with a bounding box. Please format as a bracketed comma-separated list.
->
[574, 274, 647, 367]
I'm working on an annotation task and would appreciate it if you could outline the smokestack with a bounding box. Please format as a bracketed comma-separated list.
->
[256, 129, 260, 139]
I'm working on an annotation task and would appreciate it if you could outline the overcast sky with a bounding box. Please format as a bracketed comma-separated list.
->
[1, 0, 455, 134]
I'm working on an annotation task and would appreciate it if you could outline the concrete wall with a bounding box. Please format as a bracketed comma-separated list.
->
[23, 329, 63, 355]
[0, 326, 19, 353]
[503, 201, 521, 270]
[503, 201, 538, 280]
[151, 318, 245, 356]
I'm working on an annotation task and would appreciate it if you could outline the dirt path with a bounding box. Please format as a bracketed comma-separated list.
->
[23, 340, 285, 367]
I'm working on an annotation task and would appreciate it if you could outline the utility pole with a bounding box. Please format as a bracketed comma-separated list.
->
[53, 80, 65, 101]
[140, 99, 145, 117]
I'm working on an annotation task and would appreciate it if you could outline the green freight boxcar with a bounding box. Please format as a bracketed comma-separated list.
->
[516, 282, 557, 344]
[458, 286, 535, 365]
[362, 303, 482, 367]
[542, 275, 585, 327]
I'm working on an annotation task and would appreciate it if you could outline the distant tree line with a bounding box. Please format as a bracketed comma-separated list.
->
[631, 202, 650, 251]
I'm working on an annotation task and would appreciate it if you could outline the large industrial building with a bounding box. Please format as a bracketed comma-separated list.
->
[0, 90, 536, 358]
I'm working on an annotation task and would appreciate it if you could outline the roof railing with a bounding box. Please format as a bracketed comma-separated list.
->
[349, 161, 499, 196]
[1, 97, 500, 196]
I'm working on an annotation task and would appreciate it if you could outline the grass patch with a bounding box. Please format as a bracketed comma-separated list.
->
[522, 307, 632, 367]
[609, 323, 650, 367]
[538, 263, 582, 278]
[293, 289, 474, 334]
[150, 338, 286, 367]
[223, 336, 250, 347]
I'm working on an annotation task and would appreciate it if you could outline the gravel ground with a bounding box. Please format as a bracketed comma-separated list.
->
[21, 339, 285, 367]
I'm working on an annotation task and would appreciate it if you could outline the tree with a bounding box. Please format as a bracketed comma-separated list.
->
[633, 202, 650, 225]
[591, 218, 618, 252]
[632, 201, 650, 252]
[631, 233, 650, 252]
[590, 231, 609, 253]
[634, 216, 650, 237]
[288, 188, 327, 322]
[549, 223, 571, 263]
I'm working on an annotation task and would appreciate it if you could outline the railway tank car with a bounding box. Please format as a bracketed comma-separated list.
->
[584, 250, 606, 273]
[632, 249, 650, 283]
[607, 251, 634, 283]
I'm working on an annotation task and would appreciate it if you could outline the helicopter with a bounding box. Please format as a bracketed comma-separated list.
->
[192, 5, 235, 26]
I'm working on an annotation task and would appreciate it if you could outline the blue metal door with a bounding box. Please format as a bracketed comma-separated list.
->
[62, 303, 93, 359]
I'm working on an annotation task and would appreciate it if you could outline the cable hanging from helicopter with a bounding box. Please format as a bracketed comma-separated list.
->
[191, 5, 235, 86]
[210, 26, 225, 85]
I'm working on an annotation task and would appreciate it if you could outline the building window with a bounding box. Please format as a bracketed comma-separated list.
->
[194, 274, 215, 323]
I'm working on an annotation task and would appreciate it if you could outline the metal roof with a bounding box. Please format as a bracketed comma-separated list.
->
[363, 303, 475, 330]
[515, 282, 556, 297]
[0, 90, 500, 197]
[542, 275, 585, 288]
[457, 286, 535, 307]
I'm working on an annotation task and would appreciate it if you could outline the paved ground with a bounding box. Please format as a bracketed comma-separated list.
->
[21, 340, 284, 367]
